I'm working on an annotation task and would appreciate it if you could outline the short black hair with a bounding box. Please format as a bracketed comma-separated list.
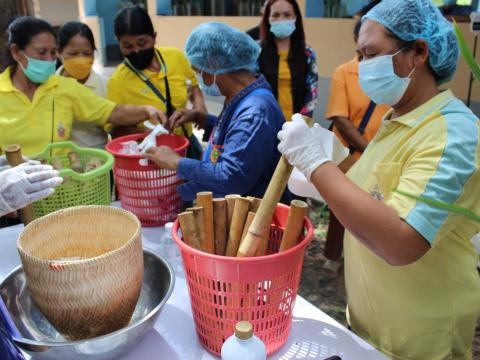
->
[114, 5, 154, 39]
[354, 20, 362, 40]
[58, 21, 96, 52]
[5, 16, 56, 67]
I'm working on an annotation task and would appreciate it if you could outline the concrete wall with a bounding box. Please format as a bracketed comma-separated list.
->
[36, 0, 79, 26]
[151, 15, 480, 121]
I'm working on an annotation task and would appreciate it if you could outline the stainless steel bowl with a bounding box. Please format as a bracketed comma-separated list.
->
[0, 249, 175, 360]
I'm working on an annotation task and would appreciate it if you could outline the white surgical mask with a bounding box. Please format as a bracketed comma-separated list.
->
[358, 47, 415, 106]
[197, 71, 222, 97]
[269, 19, 296, 39]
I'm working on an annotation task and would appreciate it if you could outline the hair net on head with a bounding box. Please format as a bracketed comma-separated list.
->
[363, 0, 459, 84]
[185, 22, 260, 74]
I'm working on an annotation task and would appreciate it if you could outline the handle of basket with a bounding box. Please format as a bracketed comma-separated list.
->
[237, 115, 314, 257]
[5, 144, 36, 225]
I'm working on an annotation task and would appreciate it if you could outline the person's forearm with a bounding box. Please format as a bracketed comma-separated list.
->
[332, 116, 369, 152]
[191, 86, 207, 112]
[190, 87, 208, 128]
[311, 162, 428, 265]
[108, 105, 149, 126]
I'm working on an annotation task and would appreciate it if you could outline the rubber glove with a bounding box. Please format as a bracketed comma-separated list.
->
[138, 124, 169, 153]
[277, 115, 349, 181]
[0, 164, 63, 217]
[0, 155, 40, 172]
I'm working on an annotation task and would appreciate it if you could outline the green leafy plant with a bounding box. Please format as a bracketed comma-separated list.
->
[453, 20, 480, 83]
[394, 189, 480, 223]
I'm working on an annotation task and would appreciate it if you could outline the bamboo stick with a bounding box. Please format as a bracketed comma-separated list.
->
[238, 211, 256, 253]
[279, 200, 308, 252]
[225, 194, 240, 233]
[237, 115, 314, 257]
[255, 226, 271, 256]
[249, 197, 262, 213]
[188, 207, 206, 252]
[225, 197, 250, 257]
[196, 192, 215, 254]
[212, 198, 227, 256]
[178, 211, 202, 250]
[5, 144, 36, 225]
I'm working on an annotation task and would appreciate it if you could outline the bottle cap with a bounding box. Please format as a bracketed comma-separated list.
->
[235, 321, 253, 340]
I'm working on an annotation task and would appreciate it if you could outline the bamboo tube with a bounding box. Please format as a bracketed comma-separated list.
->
[237, 116, 314, 257]
[178, 211, 202, 250]
[238, 211, 256, 253]
[225, 197, 251, 257]
[212, 198, 227, 256]
[196, 192, 215, 254]
[5, 144, 36, 225]
[255, 226, 271, 256]
[188, 207, 206, 253]
[279, 200, 308, 252]
[249, 197, 262, 213]
[68, 151, 83, 173]
[225, 194, 240, 233]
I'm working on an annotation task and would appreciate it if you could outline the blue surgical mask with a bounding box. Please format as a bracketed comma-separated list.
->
[19, 52, 56, 84]
[358, 48, 415, 106]
[198, 72, 222, 97]
[270, 20, 296, 39]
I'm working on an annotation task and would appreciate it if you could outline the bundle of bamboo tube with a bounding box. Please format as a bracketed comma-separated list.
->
[177, 191, 308, 257]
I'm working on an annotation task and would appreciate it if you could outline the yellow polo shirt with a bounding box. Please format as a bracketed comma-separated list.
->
[0, 67, 116, 156]
[108, 47, 198, 136]
[345, 90, 480, 360]
[278, 50, 293, 122]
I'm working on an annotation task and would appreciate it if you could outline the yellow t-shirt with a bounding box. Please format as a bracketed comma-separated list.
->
[326, 57, 390, 159]
[108, 47, 198, 136]
[277, 50, 293, 122]
[345, 90, 480, 360]
[0, 67, 116, 156]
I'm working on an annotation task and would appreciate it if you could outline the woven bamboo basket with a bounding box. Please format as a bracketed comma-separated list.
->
[17, 206, 143, 340]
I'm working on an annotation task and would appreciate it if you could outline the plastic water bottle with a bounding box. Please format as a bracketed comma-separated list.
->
[221, 321, 266, 360]
[162, 222, 183, 273]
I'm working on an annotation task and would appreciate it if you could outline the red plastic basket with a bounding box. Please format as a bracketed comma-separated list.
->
[106, 133, 189, 226]
[172, 203, 314, 355]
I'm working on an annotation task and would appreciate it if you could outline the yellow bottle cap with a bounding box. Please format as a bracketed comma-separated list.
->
[235, 321, 253, 340]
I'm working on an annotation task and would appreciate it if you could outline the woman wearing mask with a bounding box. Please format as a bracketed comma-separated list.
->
[258, 0, 318, 121]
[57, 21, 108, 149]
[0, 17, 166, 157]
[143, 22, 288, 202]
[108, 5, 206, 157]
[277, 0, 480, 359]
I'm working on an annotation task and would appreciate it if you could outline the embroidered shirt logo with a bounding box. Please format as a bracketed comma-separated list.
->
[57, 121, 66, 138]
[369, 184, 384, 201]
[210, 144, 224, 164]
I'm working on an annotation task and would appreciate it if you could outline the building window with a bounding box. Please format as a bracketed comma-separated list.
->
[165, 0, 264, 16]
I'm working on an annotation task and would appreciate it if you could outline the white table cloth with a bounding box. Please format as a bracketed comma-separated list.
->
[0, 221, 387, 360]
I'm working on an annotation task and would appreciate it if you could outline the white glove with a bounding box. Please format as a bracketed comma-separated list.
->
[311, 124, 349, 165]
[0, 164, 63, 217]
[277, 115, 349, 181]
[138, 124, 169, 153]
[0, 155, 40, 172]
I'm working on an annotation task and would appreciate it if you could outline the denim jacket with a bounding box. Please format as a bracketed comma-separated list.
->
[177, 76, 288, 201]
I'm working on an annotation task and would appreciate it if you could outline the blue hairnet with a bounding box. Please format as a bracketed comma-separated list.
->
[185, 22, 260, 74]
[363, 0, 459, 84]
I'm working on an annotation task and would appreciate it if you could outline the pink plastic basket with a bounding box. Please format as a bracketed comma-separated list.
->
[106, 133, 189, 226]
[172, 203, 314, 355]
